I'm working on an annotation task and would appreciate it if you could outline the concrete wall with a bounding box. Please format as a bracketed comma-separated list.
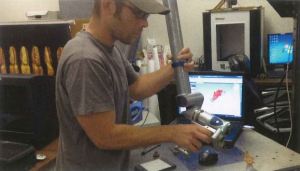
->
[0, 0, 59, 22]
[142, 0, 294, 58]
[0, 0, 293, 58]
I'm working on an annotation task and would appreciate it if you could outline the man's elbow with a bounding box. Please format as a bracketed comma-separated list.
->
[130, 93, 143, 101]
[93, 138, 119, 150]
[86, 131, 120, 150]
[129, 78, 146, 100]
[129, 87, 144, 100]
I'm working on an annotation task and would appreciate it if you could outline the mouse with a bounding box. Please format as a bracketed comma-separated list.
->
[198, 146, 218, 166]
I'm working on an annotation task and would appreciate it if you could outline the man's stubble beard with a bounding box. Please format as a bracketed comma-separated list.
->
[111, 15, 139, 45]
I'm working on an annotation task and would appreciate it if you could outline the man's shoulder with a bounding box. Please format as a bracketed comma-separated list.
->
[62, 33, 107, 64]
[65, 32, 101, 54]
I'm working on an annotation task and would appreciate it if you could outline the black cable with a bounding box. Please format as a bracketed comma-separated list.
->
[273, 66, 288, 134]
[141, 144, 161, 156]
[273, 39, 293, 135]
[141, 109, 150, 127]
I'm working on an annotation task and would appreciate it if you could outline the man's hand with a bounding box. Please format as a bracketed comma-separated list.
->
[172, 124, 212, 152]
[129, 48, 194, 100]
[177, 48, 194, 72]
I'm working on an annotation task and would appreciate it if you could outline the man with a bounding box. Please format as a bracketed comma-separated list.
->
[55, 0, 212, 170]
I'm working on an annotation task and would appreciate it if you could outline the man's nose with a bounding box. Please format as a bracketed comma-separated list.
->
[140, 18, 149, 28]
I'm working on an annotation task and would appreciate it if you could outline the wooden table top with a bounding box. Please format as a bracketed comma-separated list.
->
[30, 139, 58, 171]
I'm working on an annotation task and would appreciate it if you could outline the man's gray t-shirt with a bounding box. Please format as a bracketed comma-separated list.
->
[55, 31, 138, 171]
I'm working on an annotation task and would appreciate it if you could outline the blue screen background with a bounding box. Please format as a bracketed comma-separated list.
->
[269, 33, 294, 64]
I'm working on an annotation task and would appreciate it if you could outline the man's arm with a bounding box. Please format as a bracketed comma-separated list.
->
[129, 64, 173, 100]
[129, 48, 194, 100]
[76, 111, 212, 152]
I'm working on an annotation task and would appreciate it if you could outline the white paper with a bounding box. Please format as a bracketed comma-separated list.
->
[148, 95, 160, 121]
[140, 159, 171, 171]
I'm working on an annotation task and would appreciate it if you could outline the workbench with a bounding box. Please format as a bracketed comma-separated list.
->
[31, 128, 300, 171]
[129, 128, 300, 171]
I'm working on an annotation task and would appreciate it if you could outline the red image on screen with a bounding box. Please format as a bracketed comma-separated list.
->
[211, 89, 224, 102]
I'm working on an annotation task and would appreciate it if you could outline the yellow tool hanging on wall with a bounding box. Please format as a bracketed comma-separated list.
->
[31, 46, 44, 76]
[44, 46, 55, 76]
[20, 46, 31, 75]
[0, 48, 7, 74]
[56, 47, 63, 62]
[9, 46, 19, 74]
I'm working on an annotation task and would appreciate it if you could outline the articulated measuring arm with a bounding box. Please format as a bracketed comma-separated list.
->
[181, 100, 231, 148]
[176, 82, 231, 148]
[163, 0, 231, 149]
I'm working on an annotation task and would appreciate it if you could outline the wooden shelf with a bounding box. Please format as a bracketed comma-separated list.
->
[0, 20, 74, 26]
[254, 78, 293, 87]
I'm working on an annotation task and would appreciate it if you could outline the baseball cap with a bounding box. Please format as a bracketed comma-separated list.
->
[127, 0, 170, 15]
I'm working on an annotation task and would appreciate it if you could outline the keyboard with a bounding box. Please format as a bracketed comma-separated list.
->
[267, 71, 286, 78]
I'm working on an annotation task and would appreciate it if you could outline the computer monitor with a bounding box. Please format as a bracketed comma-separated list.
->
[179, 72, 244, 120]
[268, 33, 294, 65]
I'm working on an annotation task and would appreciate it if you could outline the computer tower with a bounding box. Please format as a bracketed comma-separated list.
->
[0, 23, 71, 149]
[203, 7, 263, 77]
[267, 0, 300, 153]
[0, 75, 57, 149]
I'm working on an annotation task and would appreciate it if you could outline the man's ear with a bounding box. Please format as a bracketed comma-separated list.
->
[101, 0, 117, 16]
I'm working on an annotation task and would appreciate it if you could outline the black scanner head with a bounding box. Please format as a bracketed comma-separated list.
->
[228, 54, 251, 77]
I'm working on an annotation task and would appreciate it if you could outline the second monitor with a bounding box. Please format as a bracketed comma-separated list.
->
[267, 33, 294, 78]
[268, 33, 294, 65]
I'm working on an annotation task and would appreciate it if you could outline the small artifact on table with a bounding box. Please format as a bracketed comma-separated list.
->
[244, 151, 257, 171]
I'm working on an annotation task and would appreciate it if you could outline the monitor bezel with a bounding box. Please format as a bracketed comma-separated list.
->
[186, 71, 245, 121]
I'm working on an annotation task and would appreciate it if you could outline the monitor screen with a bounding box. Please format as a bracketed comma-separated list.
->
[179, 74, 244, 119]
[268, 33, 294, 64]
[217, 24, 245, 61]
